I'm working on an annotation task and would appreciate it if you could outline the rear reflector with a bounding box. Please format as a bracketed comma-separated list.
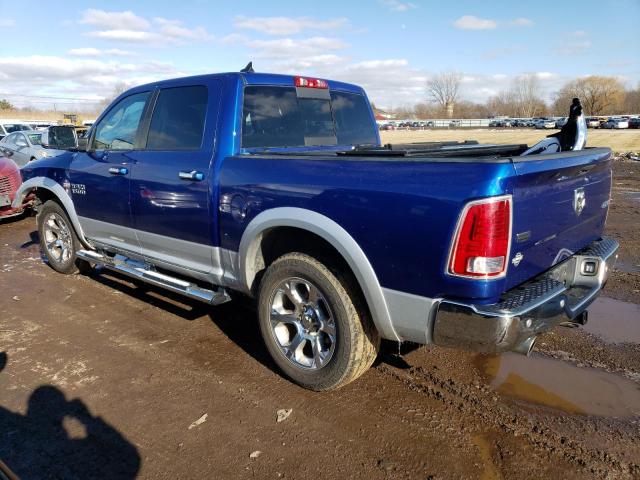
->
[448, 195, 512, 278]
[294, 76, 328, 89]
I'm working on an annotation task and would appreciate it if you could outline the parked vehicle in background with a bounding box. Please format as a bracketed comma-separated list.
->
[23, 121, 55, 130]
[449, 120, 460, 127]
[13, 72, 617, 391]
[602, 118, 629, 129]
[0, 155, 30, 219]
[555, 117, 568, 128]
[0, 121, 31, 141]
[586, 117, 601, 128]
[380, 123, 395, 130]
[534, 118, 556, 129]
[628, 117, 640, 129]
[0, 127, 75, 167]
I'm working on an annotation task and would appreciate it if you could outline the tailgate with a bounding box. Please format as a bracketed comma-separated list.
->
[506, 148, 612, 289]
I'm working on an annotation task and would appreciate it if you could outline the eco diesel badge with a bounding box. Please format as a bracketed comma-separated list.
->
[574, 187, 586, 216]
[512, 252, 523, 267]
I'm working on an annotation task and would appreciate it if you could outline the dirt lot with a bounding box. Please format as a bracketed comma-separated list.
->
[1, 158, 639, 479]
[380, 128, 640, 152]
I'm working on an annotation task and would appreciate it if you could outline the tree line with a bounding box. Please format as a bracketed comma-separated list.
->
[386, 73, 640, 119]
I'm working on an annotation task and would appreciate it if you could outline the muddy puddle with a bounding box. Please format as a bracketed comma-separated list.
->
[584, 297, 640, 344]
[474, 353, 640, 417]
[614, 260, 640, 274]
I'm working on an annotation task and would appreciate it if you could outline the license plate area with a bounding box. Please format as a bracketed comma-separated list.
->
[0, 194, 10, 207]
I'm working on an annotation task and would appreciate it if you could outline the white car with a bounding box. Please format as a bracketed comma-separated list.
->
[534, 119, 556, 129]
[602, 118, 629, 129]
[0, 120, 31, 140]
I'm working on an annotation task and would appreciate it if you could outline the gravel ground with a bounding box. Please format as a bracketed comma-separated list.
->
[0, 159, 638, 479]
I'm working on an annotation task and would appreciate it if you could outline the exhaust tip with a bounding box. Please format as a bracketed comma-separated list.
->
[513, 336, 537, 356]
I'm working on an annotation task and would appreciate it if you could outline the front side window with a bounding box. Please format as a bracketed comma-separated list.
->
[93, 92, 149, 151]
[4, 124, 30, 134]
[146, 85, 208, 150]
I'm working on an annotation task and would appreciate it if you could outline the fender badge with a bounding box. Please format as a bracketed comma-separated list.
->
[62, 180, 71, 193]
[512, 252, 523, 267]
[574, 187, 586, 216]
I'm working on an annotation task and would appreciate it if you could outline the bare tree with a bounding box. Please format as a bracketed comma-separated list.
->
[99, 82, 130, 109]
[554, 76, 625, 115]
[426, 71, 462, 118]
[512, 74, 543, 118]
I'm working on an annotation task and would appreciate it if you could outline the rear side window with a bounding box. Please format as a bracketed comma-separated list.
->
[146, 86, 208, 150]
[93, 92, 150, 150]
[330, 91, 378, 146]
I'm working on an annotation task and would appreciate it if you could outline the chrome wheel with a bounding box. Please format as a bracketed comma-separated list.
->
[269, 277, 336, 370]
[42, 212, 73, 263]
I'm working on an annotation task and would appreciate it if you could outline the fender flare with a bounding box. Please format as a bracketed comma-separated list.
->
[238, 207, 399, 341]
[12, 176, 90, 246]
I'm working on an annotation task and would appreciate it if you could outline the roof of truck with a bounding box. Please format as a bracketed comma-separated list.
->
[130, 71, 364, 95]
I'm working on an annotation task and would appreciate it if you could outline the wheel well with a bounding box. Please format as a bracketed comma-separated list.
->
[32, 187, 57, 207]
[250, 227, 357, 296]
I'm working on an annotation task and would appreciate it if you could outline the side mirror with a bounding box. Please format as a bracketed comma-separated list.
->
[41, 126, 78, 150]
[2, 149, 13, 158]
[76, 136, 88, 152]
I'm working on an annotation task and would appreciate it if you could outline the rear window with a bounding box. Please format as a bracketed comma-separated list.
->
[147, 85, 208, 150]
[241, 86, 377, 149]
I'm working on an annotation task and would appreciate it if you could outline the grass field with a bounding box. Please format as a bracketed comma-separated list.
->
[380, 129, 640, 152]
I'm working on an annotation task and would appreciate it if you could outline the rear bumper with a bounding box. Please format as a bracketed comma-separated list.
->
[432, 237, 619, 354]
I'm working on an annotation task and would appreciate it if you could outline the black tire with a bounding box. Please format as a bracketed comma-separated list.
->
[258, 252, 380, 391]
[37, 200, 91, 275]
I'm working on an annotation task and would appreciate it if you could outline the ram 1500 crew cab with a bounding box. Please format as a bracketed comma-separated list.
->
[14, 71, 618, 390]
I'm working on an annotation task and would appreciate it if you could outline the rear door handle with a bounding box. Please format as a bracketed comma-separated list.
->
[179, 170, 205, 181]
[108, 166, 129, 175]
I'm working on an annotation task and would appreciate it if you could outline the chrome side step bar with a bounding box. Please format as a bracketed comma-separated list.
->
[76, 250, 231, 305]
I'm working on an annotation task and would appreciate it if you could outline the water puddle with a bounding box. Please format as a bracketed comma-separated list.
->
[474, 353, 640, 417]
[584, 297, 640, 344]
[615, 260, 640, 274]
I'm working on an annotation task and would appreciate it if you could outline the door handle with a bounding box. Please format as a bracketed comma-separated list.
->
[179, 170, 205, 181]
[108, 166, 129, 175]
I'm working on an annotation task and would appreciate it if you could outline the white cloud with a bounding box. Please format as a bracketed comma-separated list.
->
[454, 15, 497, 30]
[553, 40, 592, 56]
[79, 9, 150, 30]
[68, 47, 136, 57]
[0, 55, 180, 108]
[379, 0, 417, 12]
[245, 37, 348, 59]
[572, 30, 587, 37]
[510, 17, 534, 27]
[234, 16, 348, 36]
[79, 10, 212, 46]
[0, 18, 15, 28]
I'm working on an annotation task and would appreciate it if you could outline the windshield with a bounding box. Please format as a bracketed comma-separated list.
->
[3, 123, 31, 133]
[28, 134, 42, 145]
[242, 86, 378, 149]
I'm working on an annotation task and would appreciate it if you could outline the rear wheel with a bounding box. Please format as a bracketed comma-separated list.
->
[258, 253, 379, 391]
[37, 200, 91, 275]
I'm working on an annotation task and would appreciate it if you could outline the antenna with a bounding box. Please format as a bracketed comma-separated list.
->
[240, 62, 254, 73]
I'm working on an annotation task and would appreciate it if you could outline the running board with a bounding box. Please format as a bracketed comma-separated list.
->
[76, 250, 231, 305]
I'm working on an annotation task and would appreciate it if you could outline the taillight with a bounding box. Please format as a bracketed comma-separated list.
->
[448, 195, 512, 279]
[294, 76, 328, 89]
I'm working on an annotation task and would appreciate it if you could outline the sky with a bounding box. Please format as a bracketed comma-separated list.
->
[0, 0, 638, 111]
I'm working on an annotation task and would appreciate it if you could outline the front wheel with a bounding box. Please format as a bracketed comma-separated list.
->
[37, 200, 91, 275]
[258, 253, 380, 391]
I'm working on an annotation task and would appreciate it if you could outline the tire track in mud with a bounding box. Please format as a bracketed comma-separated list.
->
[376, 361, 640, 478]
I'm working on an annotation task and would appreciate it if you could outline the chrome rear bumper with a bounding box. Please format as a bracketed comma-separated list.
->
[432, 237, 619, 354]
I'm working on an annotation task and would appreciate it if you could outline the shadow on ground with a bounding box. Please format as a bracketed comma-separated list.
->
[0, 352, 141, 479]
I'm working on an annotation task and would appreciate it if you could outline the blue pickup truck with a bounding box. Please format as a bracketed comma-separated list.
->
[13, 69, 618, 390]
